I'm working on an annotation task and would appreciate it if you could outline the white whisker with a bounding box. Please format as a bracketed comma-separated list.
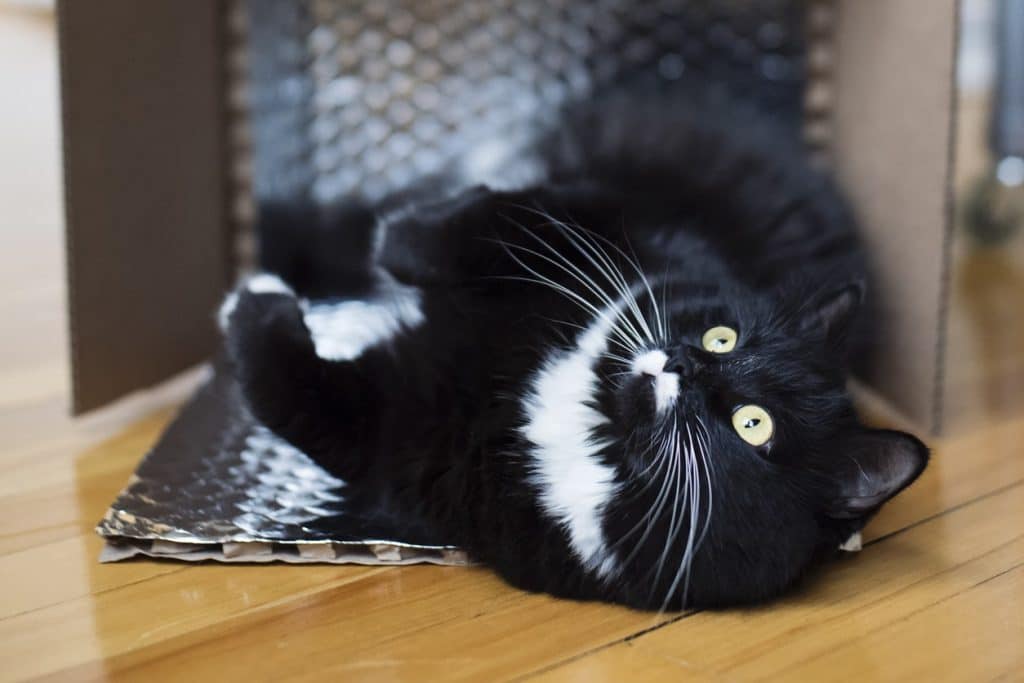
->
[511, 206, 662, 349]
[551, 220, 658, 345]
[614, 420, 677, 562]
[547, 212, 666, 346]
[494, 245, 647, 353]
[495, 222, 653, 349]
[651, 427, 685, 595]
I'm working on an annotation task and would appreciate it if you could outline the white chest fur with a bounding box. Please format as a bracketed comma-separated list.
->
[521, 305, 622, 579]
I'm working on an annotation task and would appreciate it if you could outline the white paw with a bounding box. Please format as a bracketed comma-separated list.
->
[217, 273, 296, 332]
[217, 291, 240, 332]
[839, 531, 863, 552]
[246, 273, 294, 296]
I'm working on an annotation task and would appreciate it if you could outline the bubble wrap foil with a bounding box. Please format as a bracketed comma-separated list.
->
[244, 0, 810, 205]
[98, 356, 468, 566]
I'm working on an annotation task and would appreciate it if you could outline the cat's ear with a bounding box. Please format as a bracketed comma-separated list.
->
[827, 429, 929, 519]
[799, 280, 864, 342]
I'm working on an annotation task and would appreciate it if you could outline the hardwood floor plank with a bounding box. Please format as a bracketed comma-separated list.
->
[780, 565, 1024, 682]
[540, 483, 1023, 682]
[0, 410, 173, 556]
[40, 566, 668, 681]
[0, 535, 185, 621]
[32, 481, 1021, 682]
[527, 641, 722, 682]
[0, 563, 385, 681]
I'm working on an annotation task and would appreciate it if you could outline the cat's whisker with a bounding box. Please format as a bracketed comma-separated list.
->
[614, 420, 677, 561]
[664, 419, 716, 609]
[614, 217, 667, 345]
[545, 211, 666, 347]
[548, 218, 660, 347]
[538, 316, 586, 335]
[514, 206, 659, 348]
[694, 417, 715, 549]
[650, 427, 685, 595]
[495, 253, 648, 356]
[494, 222, 653, 350]
[494, 272, 643, 354]
[491, 240, 638, 342]
[642, 427, 679, 552]
[660, 262, 672, 345]
[660, 421, 702, 610]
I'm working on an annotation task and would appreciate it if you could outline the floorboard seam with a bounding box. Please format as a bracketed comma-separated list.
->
[518, 480, 1024, 681]
[511, 612, 695, 681]
[769, 558, 1024, 678]
[866, 477, 1024, 547]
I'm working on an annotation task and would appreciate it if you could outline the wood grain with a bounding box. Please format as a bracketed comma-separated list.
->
[1, 6, 1022, 683]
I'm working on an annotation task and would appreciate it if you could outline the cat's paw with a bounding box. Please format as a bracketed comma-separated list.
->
[219, 274, 313, 372]
[218, 273, 296, 333]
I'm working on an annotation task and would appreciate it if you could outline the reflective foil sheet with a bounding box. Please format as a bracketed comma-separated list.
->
[245, 0, 811, 205]
[98, 358, 469, 566]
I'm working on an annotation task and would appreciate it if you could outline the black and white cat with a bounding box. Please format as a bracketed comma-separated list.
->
[220, 92, 928, 610]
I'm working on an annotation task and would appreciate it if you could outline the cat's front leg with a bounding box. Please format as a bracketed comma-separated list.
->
[220, 274, 386, 478]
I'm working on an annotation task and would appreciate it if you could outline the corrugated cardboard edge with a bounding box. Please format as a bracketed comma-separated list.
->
[100, 538, 470, 566]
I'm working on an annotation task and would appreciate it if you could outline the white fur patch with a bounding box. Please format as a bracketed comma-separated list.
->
[218, 272, 423, 362]
[247, 273, 294, 295]
[839, 531, 863, 552]
[217, 291, 240, 332]
[304, 276, 424, 361]
[633, 350, 668, 376]
[218, 274, 296, 332]
[632, 349, 680, 412]
[522, 301, 626, 579]
[653, 373, 680, 412]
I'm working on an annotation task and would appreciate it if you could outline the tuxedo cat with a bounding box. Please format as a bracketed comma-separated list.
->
[221, 91, 928, 610]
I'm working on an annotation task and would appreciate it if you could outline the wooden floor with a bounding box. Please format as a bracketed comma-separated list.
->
[1, 8, 1022, 682]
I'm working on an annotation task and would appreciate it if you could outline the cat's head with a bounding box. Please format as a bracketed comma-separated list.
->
[592, 276, 929, 609]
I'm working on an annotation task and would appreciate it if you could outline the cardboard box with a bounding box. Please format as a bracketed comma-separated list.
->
[57, 0, 959, 433]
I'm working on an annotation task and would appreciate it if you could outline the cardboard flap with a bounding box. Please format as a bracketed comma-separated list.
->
[833, 0, 958, 432]
[58, 0, 231, 413]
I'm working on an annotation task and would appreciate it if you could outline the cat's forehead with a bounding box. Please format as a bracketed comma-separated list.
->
[665, 289, 788, 337]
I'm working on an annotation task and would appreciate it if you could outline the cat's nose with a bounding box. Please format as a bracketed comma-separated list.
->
[665, 346, 709, 379]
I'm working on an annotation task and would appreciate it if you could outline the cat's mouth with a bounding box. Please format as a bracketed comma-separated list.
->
[631, 350, 680, 413]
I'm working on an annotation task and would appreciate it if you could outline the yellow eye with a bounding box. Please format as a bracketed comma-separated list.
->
[732, 405, 774, 447]
[702, 325, 737, 353]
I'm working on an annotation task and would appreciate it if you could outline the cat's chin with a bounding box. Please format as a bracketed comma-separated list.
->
[627, 349, 681, 415]
[629, 372, 681, 418]
[613, 371, 680, 432]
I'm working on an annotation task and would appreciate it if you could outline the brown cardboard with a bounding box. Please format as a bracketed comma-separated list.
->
[832, 0, 959, 432]
[59, 0, 231, 413]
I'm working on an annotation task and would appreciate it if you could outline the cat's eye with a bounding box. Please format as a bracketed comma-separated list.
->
[732, 404, 774, 447]
[702, 325, 737, 353]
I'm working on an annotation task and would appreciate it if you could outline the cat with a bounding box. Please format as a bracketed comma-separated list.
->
[220, 90, 929, 610]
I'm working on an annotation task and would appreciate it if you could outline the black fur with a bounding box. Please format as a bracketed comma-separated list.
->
[224, 92, 928, 610]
